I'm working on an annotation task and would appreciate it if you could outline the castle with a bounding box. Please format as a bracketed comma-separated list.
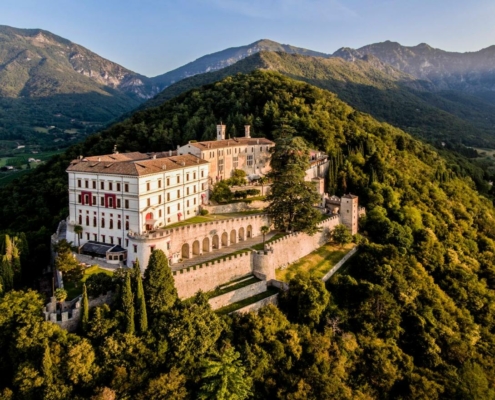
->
[63, 124, 339, 272]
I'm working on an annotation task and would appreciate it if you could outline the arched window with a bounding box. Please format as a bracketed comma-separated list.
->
[93, 217, 97, 227]
[86, 216, 89, 226]
[118, 220, 121, 229]
[110, 219, 114, 229]
[101, 218, 105, 228]
[78, 215, 82, 225]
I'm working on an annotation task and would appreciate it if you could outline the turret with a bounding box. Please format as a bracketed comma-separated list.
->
[216, 124, 226, 140]
[244, 125, 251, 138]
[340, 194, 359, 235]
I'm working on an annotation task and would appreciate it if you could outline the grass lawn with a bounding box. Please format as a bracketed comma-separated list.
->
[204, 275, 260, 300]
[216, 287, 278, 315]
[65, 266, 113, 300]
[276, 242, 355, 282]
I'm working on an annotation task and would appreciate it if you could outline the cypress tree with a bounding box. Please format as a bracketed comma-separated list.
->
[42, 344, 53, 384]
[133, 260, 148, 334]
[122, 272, 135, 334]
[81, 283, 89, 332]
[143, 250, 177, 323]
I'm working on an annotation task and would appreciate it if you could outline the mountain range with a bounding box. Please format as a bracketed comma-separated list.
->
[2, 24, 495, 148]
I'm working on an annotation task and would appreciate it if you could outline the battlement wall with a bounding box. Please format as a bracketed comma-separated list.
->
[172, 251, 253, 298]
[253, 215, 341, 276]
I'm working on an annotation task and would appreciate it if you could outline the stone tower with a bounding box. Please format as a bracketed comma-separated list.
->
[340, 194, 358, 235]
[216, 124, 226, 140]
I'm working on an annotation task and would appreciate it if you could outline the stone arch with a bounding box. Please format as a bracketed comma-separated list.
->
[181, 243, 190, 259]
[221, 232, 229, 247]
[247, 225, 253, 238]
[192, 240, 200, 256]
[202, 237, 210, 253]
[212, 234, 219, 249]
[239, 227, 245, 241]
[230, 229, 237, 244]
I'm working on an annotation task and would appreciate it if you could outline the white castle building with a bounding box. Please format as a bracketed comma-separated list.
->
[64, 124, 336, 270]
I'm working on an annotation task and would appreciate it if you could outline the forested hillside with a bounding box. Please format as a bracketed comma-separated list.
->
[1, 71, 495, 398]
[145, 51, 495, 147]
[0, 25, 158, 148]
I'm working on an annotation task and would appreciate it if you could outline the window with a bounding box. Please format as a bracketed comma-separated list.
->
[109, 219, 113, 229]
[186, 187, 190, 195]
[233, 156, 238, 169]
[147, 198, 151, 207]
[93, 233, 97, 241]
[109, 182, 113, 191]
[101, 181, 104, 190]
[101, 218, 105, 228]
[186, 173, 190, 181]
[177, 190, 180, 198]
[201, 170, 204, 178]
[84, 194, 89, 204]
[178, 203, 181, 211]
[86, 233, 90, 240]
[78, 215, 82, 224]
[117, 199, 121, 208]
[117, 183, 121, 191]
[125, 239, 129, 247]
[109, 236, 114, 244]
[101, 235, 105, 243]
[247, 155, 254, 166]
[166, 178, 170, 186]
[133, 245, 137, 253]
[78, 194, 82, 204]
[202, 183, 206, 190]
[146, 182, 150, 191]
[177, 176, 180, 184]
[118, 238, 122, 246]
[159, 195, 162, 203]
[167, 242, 171, 250]
[85, 180, 89, 188]
[167, 206, 170, 214]
[187, 200, 190, 207]
[150, 245, 156, 252]
[93, 217, 97, 227]
[125, 199, 129, 209]
[108, 197, 113, 208]
[77, 179, 81, 188]
[124, 183, 129, 192]
[86, 216, 89, 226]
[125, 221, 129, 230]
[101, 197, 104, 206]
[159, 209, 162, 217]
[193, 172, 196, 179]
[194, 198, 196, 205]
[218, 159, 224, 173]
[118, 220, 121, 229]
[92, 181, 96, 189]
[167, 193, 170, 201]
[194, 185, 196, 193]
[93, 196, 96, 205]
[251, 147, 254, 153]
[158, 179, 162, 188]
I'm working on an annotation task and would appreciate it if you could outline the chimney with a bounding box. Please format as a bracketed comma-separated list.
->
[245, 125, 251, 138]
[152, 154, 156, 160]
[169, 150, 172, 156]
[216, 124, 226, 141]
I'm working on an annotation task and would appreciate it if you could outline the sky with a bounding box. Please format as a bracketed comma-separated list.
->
[2, 0, 495, 77]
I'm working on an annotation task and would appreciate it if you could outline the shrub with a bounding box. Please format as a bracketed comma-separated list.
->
[85, 273, 114, 297]
[200, 209, 209, 216]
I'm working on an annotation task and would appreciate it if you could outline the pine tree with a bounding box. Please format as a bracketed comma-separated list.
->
[133, 260, 148, 334]
[265, 134, 321, 235]
[121, 272, 135, 334]
[81, 283, 89, 332]
[143, 250, 177, 323]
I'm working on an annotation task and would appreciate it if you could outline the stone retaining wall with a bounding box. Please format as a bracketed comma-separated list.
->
[202, 200, 268, 214]
[231, 293, 278, 314]
[173, 251, 253, 298]
[208, 280, 267, 310]
[321, 246, 359, 282]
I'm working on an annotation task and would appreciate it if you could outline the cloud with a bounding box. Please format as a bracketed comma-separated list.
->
[200, 0, 358, 22]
